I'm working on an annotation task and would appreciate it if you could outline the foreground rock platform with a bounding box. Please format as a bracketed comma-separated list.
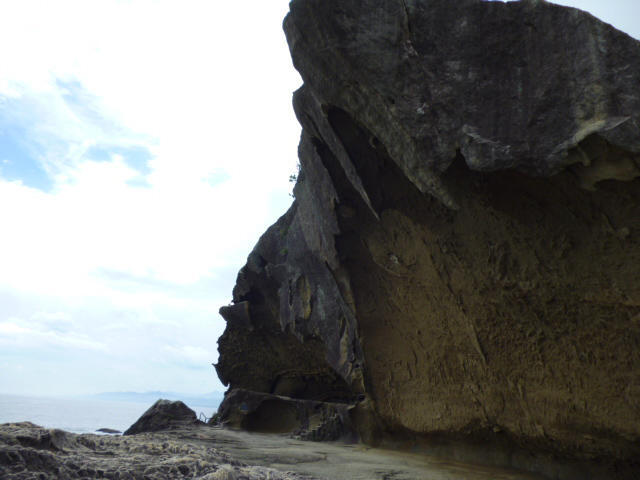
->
[215, 0, 640, 478]
[0, 422, 549, 480]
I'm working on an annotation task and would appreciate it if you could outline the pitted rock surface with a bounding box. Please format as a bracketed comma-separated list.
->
[0, 422, 315, 480]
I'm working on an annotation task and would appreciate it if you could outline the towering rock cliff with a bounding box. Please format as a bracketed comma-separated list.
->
[215, 0, 640, 477]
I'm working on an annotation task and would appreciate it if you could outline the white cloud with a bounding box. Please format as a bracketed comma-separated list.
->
[0, 0, 300, 291]
[0, 0, 298, 396]
[163, 345, 213, 368]
[0, 317, 107, 352]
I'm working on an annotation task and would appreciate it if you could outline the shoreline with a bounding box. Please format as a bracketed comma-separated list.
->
[3, 395, 635, 479]
[0, 393, 218, 435]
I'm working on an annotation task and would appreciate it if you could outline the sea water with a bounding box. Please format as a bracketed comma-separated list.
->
[0, 394, 218, 434]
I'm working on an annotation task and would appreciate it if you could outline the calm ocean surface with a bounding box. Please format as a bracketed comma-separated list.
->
[0, 394, 218, 434]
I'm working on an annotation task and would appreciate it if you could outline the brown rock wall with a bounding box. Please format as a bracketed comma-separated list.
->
[215, 1, 640, 477]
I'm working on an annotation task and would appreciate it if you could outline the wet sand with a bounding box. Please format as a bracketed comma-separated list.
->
[208, 427, 545, 480]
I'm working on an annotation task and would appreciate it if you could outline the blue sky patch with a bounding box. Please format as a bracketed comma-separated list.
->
[86, 144, 153, 175]
[207, 170, 231, 187]
[56, 79, 111, 131]
[126, 177, 152, 188]
[0, 125, 53, 191]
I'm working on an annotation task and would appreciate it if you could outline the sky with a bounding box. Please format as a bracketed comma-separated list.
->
[0, 1, 638, 398]
[0, 0, 300, 397]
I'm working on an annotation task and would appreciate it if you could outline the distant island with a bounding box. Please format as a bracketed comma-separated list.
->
[86, 391, 224, 409]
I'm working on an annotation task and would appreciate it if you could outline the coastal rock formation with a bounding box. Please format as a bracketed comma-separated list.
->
[124, 400, 201, 436]
[215, 0, 640, 478]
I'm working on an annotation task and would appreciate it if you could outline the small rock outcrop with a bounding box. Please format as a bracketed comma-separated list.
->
[215, 0, 640, 478]
[124, 399, 201, 435]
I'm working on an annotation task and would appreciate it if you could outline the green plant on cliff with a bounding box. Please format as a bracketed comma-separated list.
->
[289, 162, 301, 198]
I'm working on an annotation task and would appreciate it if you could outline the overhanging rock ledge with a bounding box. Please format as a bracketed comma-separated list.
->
[215, 1, 640, 478]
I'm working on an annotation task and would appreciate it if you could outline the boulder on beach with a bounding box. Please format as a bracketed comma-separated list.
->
[123, 399, 201, 435]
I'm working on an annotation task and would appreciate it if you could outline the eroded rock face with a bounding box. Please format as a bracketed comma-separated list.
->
[284, 0, 640, 208]
[216, 0, 640, 477]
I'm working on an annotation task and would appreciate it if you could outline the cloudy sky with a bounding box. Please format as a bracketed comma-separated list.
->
[0, 1, 638, 398]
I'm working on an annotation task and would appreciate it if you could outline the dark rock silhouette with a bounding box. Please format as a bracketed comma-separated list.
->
[124, 399, 201, 435]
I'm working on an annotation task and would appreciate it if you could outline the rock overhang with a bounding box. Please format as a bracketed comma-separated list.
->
[215, 1, 640, 478]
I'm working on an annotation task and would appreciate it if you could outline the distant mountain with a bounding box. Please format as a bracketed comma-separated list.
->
[88, 391, 224, 409]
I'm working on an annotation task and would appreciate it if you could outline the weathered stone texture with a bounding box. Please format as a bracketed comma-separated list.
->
[215, 1, 640, 478]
